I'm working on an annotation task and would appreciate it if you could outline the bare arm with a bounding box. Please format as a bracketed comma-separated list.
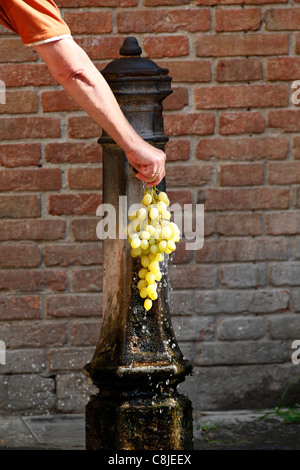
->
[34, 38, 166, 187]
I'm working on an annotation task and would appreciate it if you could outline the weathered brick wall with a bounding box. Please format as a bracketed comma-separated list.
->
[0, 0, 300, 415]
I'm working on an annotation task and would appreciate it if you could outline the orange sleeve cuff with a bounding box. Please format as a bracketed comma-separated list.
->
[0, 0, 71, 45]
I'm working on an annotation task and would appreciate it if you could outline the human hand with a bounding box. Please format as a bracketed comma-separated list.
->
[125, 139, 166, 188]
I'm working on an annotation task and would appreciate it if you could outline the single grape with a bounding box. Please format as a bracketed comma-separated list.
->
[144, 298, 152, 311]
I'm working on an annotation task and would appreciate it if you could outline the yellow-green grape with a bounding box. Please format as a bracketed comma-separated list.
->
[154, 228, 162, 240]
[140, 287, 148, 299]
[138, 207, 147, 221]
[150, 244, 158, 254]
[137, 279, 147, 290]
[162, 210, 171, 220]
[145, 272, 156, 285]
[140, 239, 149, 250]
[149, 252, 157, 261]
[146, 283, 157, 298]
[141, 230, 150, 240]
[158, 240, 167, 252]
[157, 201, 167, 213]
[144, 298, 152, 311]
[146, 224, 155, 236]
[158, 191, 168, 203]
[155, 253, 164, 262]
[149, 261, 160, 274]
[142, 193, 152, 206]
[149, 290, 158, 301]
[131, 247, 142, 257]
[138, 268, 148, 279]
[150, 207, 159, 220]
[128, 210, 137, 221]
[155, 271, 162, 282]
[141, 255, 150, 268]
[161, 226, 172, 240]
[131, 237, 141, 249]
[167, 240, 176, 251]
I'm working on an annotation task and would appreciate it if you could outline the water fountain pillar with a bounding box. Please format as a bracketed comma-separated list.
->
[84, 37, 193, 450]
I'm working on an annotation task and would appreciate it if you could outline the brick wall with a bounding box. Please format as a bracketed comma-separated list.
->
[1, 0, 300, 415]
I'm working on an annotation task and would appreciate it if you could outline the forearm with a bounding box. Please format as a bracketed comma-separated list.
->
[34, 38, 141, 153]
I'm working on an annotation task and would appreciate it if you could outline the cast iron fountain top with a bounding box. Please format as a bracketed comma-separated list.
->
[101, 36, 171, 80]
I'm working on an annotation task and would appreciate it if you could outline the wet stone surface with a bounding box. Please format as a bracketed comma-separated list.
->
[0, 411, 299, 450]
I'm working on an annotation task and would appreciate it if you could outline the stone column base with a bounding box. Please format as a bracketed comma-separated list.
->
[86, 389, 193, 450]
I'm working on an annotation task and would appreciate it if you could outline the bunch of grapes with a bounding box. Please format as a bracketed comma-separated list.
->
[126, 187, 180, 311]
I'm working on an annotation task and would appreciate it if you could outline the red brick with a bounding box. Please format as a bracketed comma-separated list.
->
[68, 116, 102, 139]
[195, 0, 288, 4]
[0, 117, 61, 140]
[167, 189, 192, 205]
[268, 110, 300, 132]
[49, 194, 102, 215]
[157, 60, 211, 82]
[0, 195, 41, 218]
[265, 211, 300, 235]
[70, 320, 101, 346]
[165, 139, 190, 161]
[293, 187, 300, 208]
[217, 213, 262, 236]
[68, 168, 102, 190]
[196, 238, 289, 263]
[144, 0, 190, 4]
[42, 90, 80, 112]
[45, 142, 102, 164]
[0, 91, 38, 114]
[166, 164, 213, 186]
[0, 220, 65, 241]
[196, 137, 289, 161]
[56, 0, 137, 5]
[265, 8, 300, 30]
[76, 37, 124, 60]
[268, 162, 300, 184]
[64, 11, 112, 34]
[71, 268, 103, 292]
[4, 322, 67, 348]
[0, 296, 41, 320]
[200, 187, 289, 210]
[117, 10, 210, 33]
[143, 35, 189, 58]
[0, 245, 41, 268]
[195, 84, 288, 109]
[216, 8, 261, 31]
[0, 270, 67, 292]
[219, 111, 265, 135]
[0, 144, 41, 167]
[169, 265, 217, 289]
[46, 294, 103, 318]
[267, 58, 300, 80]
[195, 33, 289, 56]
[216, 58, 263, 82]
[44, 243, 102, 267]
[171, 239, 192, 264]
[0, 39, 37, 63]
[0, 64, 55, 87]
[0, 169, 61, 192]
[163, 87, 188, 111]
[220, 163, 265, 186]
[293, 137, 300, 159]
[164, 113, 215, 136]
[71, 218, 99, 241]
[296, 34, 300, 54]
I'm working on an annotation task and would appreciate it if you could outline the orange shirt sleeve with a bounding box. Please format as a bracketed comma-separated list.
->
[0, 0, 71, 45]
